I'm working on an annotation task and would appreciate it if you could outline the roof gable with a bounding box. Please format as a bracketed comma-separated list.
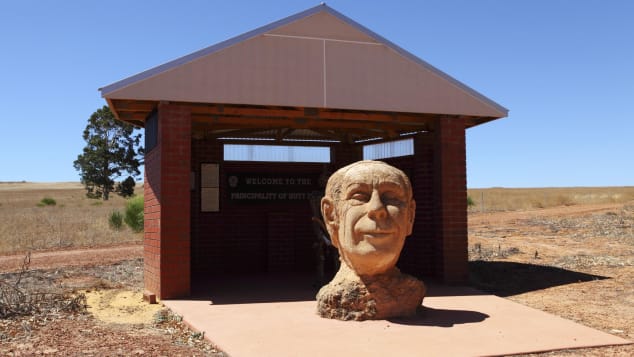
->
[268, 10, 379, 43]
[101, 4, 507, 119]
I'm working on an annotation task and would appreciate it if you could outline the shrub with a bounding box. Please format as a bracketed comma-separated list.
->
[467, 196, 475, 208]
[124, 195, 144, 233]
[37, 197, 57, 207]
[116, 176, 136, 198]
[109, 211, 124, 230]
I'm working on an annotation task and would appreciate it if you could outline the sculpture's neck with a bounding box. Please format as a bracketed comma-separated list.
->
[337, 262, 400, 284]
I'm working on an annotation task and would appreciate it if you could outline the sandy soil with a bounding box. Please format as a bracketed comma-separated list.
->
[469, 202, 634, 356]
[0, 258, 224, 356]
[1, 201, 632, 355]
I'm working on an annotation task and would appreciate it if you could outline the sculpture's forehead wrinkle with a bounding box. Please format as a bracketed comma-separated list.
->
[341, 165, 408, 193]
[326, 161, 412, 202]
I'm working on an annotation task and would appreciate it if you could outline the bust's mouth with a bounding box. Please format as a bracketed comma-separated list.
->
[361, 231, 394, 239]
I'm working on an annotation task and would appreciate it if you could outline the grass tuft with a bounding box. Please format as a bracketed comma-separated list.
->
[124, 195, 144, 233]
[37, 197, 57, 207]
[108, 211, 124, 230]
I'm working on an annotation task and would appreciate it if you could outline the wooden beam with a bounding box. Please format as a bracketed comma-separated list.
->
[191, 114, 425, 132]
[111, 100, 440, 134]
[276, 128, 294, 142]
[111, 99, 156, 112]
[187, 103, 435, 124]
[118, 111, 148, 122]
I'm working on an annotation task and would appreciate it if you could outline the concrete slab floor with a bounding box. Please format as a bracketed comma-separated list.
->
[163, 276, 630, 357]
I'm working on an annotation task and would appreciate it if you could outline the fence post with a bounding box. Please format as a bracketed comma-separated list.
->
[481, 191, 484, 213]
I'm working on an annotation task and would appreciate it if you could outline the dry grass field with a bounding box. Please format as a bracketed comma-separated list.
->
[468, 186, 634, 212]
[0, 182, 142, 255]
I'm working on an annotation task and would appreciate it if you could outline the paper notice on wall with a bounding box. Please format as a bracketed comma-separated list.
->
[201, 163, 219, 188]
[201, 187, 219, 212]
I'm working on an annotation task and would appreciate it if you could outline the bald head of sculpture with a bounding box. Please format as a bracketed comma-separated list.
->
[321, 160, 416, 277]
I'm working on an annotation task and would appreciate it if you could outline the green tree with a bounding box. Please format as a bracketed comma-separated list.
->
[115, 176, 137, 198]
[73, 106, 143, 200]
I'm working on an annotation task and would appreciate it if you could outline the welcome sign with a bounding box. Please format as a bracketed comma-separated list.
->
[226, 173, 321, 203]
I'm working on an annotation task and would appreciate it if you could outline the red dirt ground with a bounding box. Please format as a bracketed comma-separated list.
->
[1, 202, 633, 355]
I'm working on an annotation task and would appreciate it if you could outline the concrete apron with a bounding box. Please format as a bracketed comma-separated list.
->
[163, 275, 630, 357]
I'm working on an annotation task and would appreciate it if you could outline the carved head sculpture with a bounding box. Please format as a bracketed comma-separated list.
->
[321, 161, 416, 277]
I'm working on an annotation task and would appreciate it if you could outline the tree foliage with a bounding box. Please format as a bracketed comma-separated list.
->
[115, 176, 137, 198]
[73, 106, 143, 200]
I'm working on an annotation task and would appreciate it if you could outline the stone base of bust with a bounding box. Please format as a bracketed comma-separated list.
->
[316, 264, 426, 321]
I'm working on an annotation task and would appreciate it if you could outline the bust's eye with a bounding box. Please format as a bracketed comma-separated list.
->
[381, 191, 405, 206]
[349, 191, 370, 203]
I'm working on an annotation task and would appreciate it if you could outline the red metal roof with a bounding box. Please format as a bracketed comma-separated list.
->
[101, 4, 507, 121]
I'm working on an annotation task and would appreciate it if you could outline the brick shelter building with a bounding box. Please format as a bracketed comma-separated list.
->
[100, 5, 507, 299]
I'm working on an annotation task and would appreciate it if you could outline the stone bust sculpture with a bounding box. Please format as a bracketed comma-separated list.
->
[316, 160, 426, 320]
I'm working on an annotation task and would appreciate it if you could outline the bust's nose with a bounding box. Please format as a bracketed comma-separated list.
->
[367, 190, 388, 220]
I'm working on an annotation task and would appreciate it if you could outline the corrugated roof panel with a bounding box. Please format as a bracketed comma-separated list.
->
[106, 35, 325, 107]
[101, 4, 508, 120]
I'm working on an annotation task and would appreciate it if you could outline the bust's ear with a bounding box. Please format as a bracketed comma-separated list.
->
[406, 199, 416, 236]
[321, 197, 339, 248]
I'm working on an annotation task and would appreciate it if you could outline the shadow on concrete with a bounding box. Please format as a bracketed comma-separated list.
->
[469, 261, 609, 297]
[188, 262, 605, 305]
[389, 307, 489, 327]
[191, 273, 320, 305]
[191, 273, 492, 305]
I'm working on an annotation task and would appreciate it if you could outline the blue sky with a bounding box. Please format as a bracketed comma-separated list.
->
[1, 0, 632, 188]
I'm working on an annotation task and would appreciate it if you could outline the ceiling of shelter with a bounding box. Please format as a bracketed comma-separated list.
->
[111, 99, 494, 143]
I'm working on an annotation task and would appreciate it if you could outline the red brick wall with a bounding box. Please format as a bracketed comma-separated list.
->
[387, 133, 435, 279]
[187, 137, 451, 281]
[143, 128, 161, 297]
[186, 135, 470, 282]
[433, 117, 468, 283]
[190, 138, 339, 277]
[332, 142, 362, 168]
[191, 165, 320, 275]
[143, 103, 191, 299]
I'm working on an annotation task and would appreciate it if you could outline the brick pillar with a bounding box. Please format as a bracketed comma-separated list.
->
[399, 132, 434, 278]
[144, 122, 161, 298]
[433, 117, 468, 284]
[332, 142, 362, 169]
[144, 102, 191, 299]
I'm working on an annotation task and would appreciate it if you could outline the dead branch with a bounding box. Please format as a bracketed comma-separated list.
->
[0, 252, 86, 319]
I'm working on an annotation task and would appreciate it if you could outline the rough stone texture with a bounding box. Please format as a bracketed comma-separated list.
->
[316, 264, 426, 320]
[316, 160, 427, 320]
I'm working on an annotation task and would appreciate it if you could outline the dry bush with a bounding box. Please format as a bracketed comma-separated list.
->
[467, 186, 634, 212]
[524, 207, 634, 244]
[469, 243, 521, 261]
[0, 182, 142, 254]
[0, 253, 86, 319]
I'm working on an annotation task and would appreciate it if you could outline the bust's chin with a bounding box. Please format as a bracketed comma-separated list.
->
[341, 252, 398, 277]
